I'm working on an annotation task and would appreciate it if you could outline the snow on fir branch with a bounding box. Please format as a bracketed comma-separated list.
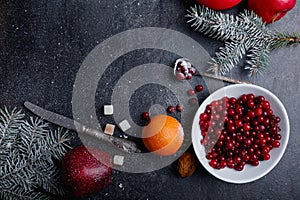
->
[0, 107, 72, 200]
[186, 5, 300, 76]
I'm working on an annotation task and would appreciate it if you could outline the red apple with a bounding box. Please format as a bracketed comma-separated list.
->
[248, 0, 296, 24]
[197, 0, 242, 10]
[62, 146, 113, 197]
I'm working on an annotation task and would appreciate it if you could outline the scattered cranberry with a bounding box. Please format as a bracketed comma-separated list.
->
[187, 89, 196, 96]
[167, 106, 176, 113]
[189, 98, 198, 105]
[195, 85, 204, 92]
[176, 104, 183, 112]
[141, 112, 150, 119]
[199, 93, 282, 171]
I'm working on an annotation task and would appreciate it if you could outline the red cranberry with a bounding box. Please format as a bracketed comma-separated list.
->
[266, 109, 273, 116]
[249, 154, 258, 161]
[247, 111, 255, 118]
[167, 106, 176, 113]
[235, 120, 243, 128]
[209, 159, 218, 168]
[206, 153, 213, 160]
[227, 124, 236, 133]
[262, 118, 270, 126]
[142, 112, 150, 119]
[186, 74, 193, 80]
[272, 141, 280, 148]
[274, 134, 282, 140]
[260, 138, 267, 145]
[244, 138, 252, 146]
[247, 100, 255, 108]
[200, 113, 208, 121]
[261, 146, 270, 154]
[257, 96, 265, 102]
[176, 72, 185, 81]
[226, 142, 235, 150]
[263, 153, 270, 160]
[176, 105, 183, 112]
[257, 116, 264, 123]
[229, 97, 237, 105]
[275, 117, 281, 123]
[240, 94, 248, 102]
[189, 98, 198, 105]
[243, 154, 250, 162]
[251, 160, 259, 166]
[195, 85, 204, 92]
[188, 89, 196, 96]
[233, 156, 242, 164]
[235, 163, 244, 171]
[261, 101, 270, 109]
[227, 159, 235, 168]
[235, 106, 243, 116]
[189, 67, 196, 75]
[243, 123, 251, 131]
[220, 160, 227, 168]
[254, 108, 263, 116]
[257, 133, 264, 139]
[228, 109, 235, 116]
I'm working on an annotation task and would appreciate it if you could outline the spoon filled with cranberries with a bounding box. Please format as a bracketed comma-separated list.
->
[174, 58, 252, 84]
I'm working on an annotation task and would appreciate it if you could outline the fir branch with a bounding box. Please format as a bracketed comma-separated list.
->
[0, 188, 50, 200]
[245, 45, 270, 76]
[268, 31, 300, 50]
[208, 39, 247, 74]
[0, 108, 24, 163]
[0, 108, 71, 200]
[186, 5, 300, 76]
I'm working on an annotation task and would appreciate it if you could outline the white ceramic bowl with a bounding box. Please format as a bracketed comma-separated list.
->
[192, 84, 290, 184]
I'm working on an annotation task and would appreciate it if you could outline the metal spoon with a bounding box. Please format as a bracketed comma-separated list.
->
[174, 58, 252, 85]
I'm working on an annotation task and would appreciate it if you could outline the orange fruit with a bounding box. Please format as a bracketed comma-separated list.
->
[142, 115, 184, 156]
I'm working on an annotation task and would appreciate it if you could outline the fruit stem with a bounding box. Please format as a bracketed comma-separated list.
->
[199, 72, 253, 85]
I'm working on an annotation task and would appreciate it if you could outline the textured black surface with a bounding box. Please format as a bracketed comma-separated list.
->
[1, 0, 300, 199]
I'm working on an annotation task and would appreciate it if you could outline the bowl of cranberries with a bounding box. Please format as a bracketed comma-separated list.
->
[192, 84, 289, 184]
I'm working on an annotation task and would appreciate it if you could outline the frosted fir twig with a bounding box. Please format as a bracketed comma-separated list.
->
[186, 5, 300, 76]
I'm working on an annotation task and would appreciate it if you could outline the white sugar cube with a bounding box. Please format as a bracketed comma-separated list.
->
[118, 120, 131, 132]
[104, 105, 113, 115]
[104, 123, 115, 135]
[113, 155, 124, 166]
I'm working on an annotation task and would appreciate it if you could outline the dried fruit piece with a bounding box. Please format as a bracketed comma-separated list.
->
[177, 152, 197, 178]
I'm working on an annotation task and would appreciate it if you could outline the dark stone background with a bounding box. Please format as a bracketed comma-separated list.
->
[0, 0, 299, 199]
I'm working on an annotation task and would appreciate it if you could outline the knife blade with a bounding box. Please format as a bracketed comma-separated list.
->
[24, 101, 141, 153]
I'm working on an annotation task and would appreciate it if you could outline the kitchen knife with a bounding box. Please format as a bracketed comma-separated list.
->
[24, 101, 141, 153]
